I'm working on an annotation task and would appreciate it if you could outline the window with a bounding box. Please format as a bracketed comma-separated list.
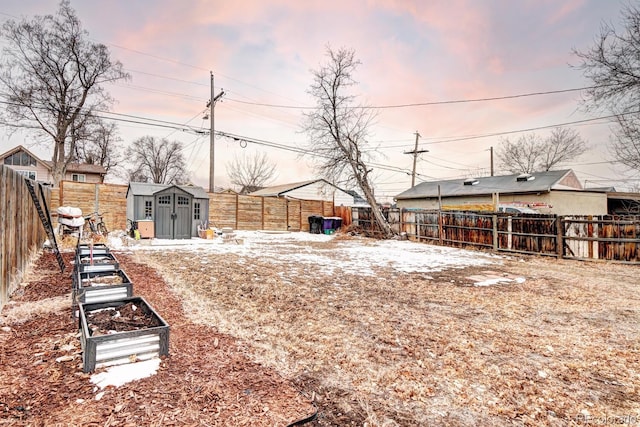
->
[177, 196, 189, 206]
[194, 202, 201, 220]
[144, 200, 153, 219]
[72, 174, 86, 182]
[158, 195, 171, 205]
[3, 151, 36, 166]
[17, 170, 36, 180]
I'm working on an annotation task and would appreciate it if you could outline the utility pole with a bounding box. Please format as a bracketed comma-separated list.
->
[404, 131, 428, 187]
[208, 72, 225, 193]
[490, 146, 494, 176]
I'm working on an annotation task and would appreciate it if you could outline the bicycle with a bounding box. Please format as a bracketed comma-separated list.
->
[83, 212, 109, 236]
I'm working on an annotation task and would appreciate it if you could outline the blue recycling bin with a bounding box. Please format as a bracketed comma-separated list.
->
[322, 217, 334, 234]
[332, 217, 343, 230]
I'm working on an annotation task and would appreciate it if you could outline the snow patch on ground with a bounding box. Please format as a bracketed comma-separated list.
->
[90, 358, 161, 391]
[120, 230, 503, 276]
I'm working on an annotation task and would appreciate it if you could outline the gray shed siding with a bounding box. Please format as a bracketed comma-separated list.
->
[126, 182, 210, 239]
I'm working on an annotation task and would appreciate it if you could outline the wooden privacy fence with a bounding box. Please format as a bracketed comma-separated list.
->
[353, 207, 640, 263]
[51, 182, 337, 233]
[208, 193, 335, 232]
[52, 181, 128, 234]
[0, 166, 50, 308]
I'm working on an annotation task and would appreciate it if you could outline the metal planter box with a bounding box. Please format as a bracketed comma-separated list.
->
[78, 296, 170, 373]
[75, 252, 120, 274]
[73, 269, 133, 305]
[76, 243, 110, 257]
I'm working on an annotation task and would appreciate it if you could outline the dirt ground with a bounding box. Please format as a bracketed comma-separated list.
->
[1, 233, 639, 426]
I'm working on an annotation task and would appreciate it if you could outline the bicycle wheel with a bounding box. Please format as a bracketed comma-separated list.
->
[98, 222, 108, 235]
[83, 221, 92, 236]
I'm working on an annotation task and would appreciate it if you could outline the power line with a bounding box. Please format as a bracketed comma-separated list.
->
[225, 86, 595, 110]
[420, 114, 617, 146]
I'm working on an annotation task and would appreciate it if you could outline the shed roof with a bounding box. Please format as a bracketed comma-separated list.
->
[126, 182, 209, 199]
[396, 169, 581, 200]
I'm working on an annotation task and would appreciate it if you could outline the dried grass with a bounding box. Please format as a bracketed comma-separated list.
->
[138, 238, 640, 426]
[0, 295, 70, 326]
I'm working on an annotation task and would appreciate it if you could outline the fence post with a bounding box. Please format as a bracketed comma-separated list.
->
[261, 196, 265, 230]
[94, 183, 100, 214]
[438, 210, 443, 245]
[492, 214, 498, 250]
[556, 216, 564, 259]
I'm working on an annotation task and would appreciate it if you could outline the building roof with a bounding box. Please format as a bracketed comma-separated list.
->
[249, 179, 324, 197]
[249, 178, 366, 203]
[127, 182, 209, 199]
[0, 144, 41, 162]
[396, 169, 582, 200]
[0, 145, 107, 175]
[42, 160, 106, 175]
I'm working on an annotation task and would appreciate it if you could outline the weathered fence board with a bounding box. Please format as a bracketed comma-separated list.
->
[237, 195, 264, 230]
[209, 193, 238, 229]
[354, 207, 640, 264]
[563, 216, 640, 262]
[287, 199, 302, 231]
[1, 166, 49, 308]
[263, 198, 288, 231]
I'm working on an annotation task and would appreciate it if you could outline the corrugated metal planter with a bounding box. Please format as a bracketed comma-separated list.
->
[75, 252, 120, 274]
[76, 243, 110, 257]
[78, 296, 170, 373]
[73, 269, 133, 305]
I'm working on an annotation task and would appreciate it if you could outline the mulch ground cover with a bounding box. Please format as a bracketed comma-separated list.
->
[0, 250, 316, 426]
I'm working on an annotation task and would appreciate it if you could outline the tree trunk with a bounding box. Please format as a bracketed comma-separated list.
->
[360, 179, 394, 238]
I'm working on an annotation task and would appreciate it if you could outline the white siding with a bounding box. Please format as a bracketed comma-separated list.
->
[284, 181, 356, 206]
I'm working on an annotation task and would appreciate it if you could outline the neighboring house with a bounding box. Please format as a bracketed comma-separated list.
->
[249, 179, 367, 207]
[395, 169, 610, 215]
[607, 191, 640, 214]
[126, 182, 210, 239]
[0, 145, 106, 185]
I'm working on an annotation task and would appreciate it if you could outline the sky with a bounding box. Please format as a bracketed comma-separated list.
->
[0, 0, 633, 201]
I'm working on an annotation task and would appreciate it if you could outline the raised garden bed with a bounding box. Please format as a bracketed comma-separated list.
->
[76, 243, 110, 257]
[78, 296, 169, 373]
[74, 252, 119, 274]
[73, 269, 133, 305]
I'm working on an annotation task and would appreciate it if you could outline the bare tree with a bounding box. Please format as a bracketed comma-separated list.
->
[573, 3, 640, 172]
[497, 133, 541, 174]
[226, 152, 276, 194]
[125, 136, 189, 185]
[74, 119, 122, 174]
[0, 1, 129, 186]
[303, 46, 393, 238]
[497, 127, 587, 173]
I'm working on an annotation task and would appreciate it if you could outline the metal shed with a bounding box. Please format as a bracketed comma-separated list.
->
[126, 182, 210, 239]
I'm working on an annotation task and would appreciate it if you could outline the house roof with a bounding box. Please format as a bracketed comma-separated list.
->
[248, 179, 366, 203]
[0, 144, 41, 162]
[0, 145, 107, 175]
[127, 182, 209, 199]
[42, 160, 106, 175]
[396, 169, 582, 200]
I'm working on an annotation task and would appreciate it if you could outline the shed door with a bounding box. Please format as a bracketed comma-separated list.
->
[174, 195, 191, 239]
[155, 193, 192, 239]
[155, 195, 173, 239]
